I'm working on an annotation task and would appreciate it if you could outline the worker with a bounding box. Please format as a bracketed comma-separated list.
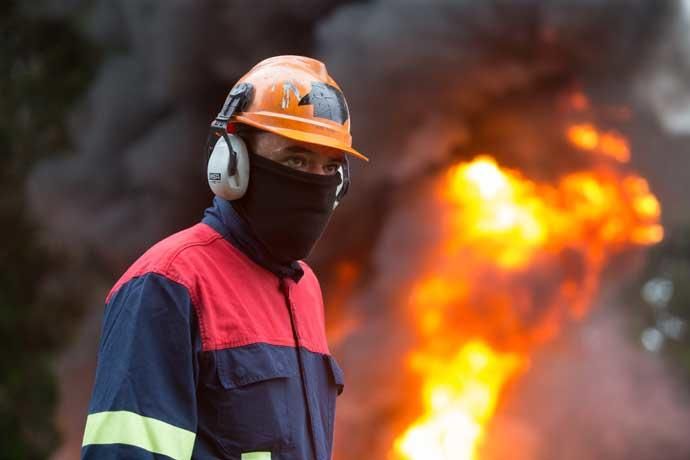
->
[81, 55, 368, 460]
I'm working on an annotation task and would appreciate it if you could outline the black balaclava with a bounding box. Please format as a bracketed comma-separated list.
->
[234, 152, 341, 263]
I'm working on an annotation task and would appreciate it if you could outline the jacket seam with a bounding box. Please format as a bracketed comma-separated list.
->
[103, 272, 207, 349]
[159, 231, 224, 350]
[153, 268, 209, 349]
[109, 229, 224, 348]
[204, 337, 326, 355]
[160, 230, 224, 274]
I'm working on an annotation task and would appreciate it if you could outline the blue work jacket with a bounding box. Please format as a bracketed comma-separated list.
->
[81, 198, 344, 460]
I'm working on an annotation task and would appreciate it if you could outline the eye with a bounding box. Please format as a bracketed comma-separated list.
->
[283, 155, 307, 170]
[323, 163, 341, 175]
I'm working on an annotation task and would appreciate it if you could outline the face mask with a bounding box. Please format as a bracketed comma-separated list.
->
[234, 152, 341, 263]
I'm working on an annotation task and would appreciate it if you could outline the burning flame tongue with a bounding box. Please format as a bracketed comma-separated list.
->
[392, 142, 662, 460]
[394, 342, 525, 460]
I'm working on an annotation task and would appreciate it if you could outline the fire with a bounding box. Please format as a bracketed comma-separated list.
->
[442, 156, 660, 271]
[567, 123, 631, 163]
[394, 342, 526, 460]
[444, 158, 547, 269]
[392, 144, 662, 459]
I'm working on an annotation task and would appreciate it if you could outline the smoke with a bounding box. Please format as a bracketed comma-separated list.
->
[631, 0, 690, 229]
[29, 0, 350, 274]
[25, 0, 690, 459]
[636, 0, 690, 135]
[312, 0, 676, 267]
[485, 308, 690, 460]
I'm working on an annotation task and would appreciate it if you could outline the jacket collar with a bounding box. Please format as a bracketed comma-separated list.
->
[202, 197, 304, 282]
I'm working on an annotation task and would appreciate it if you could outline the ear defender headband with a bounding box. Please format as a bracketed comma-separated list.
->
[205, 83, 351, 206]
[205, 83, 253, 201]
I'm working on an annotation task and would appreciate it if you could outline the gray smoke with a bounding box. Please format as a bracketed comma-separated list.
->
[311, 0, 679, 268]
[26, 0, 690, 459]
[637, 0, 690, 135]
[485, 307, 690, 460]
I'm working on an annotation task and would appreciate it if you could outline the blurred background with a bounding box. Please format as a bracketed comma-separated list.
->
[3, 1, 690, 459]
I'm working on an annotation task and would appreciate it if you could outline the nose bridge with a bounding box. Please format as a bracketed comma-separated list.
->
[308, 160, 326, 175]
[299, 150, 323, 176]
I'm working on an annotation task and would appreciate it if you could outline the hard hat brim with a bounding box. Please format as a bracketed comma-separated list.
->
[232, 114, 369, 162]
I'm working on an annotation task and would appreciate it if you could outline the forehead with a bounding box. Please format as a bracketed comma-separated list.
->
[254, 130, 346, 161]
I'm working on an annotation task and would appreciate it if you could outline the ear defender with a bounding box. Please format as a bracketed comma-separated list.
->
[207, 134, 250, 200]
[205, 83, 254, 200]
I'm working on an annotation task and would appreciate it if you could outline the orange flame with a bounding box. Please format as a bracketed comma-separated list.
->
[392, 148, 661, 460]
[394, 342, 526, 460]
[567, 123, 631, 163]
[326, 260, 363, 348]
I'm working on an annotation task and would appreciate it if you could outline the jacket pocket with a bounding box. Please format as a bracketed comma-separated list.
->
[214, 344, 298, 456]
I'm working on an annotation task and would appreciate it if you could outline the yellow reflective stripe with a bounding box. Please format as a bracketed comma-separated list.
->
[82, 411, 195, 460]
[241, 453, 271, 460]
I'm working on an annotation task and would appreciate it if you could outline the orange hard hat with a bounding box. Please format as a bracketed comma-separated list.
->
[229, 55, 368, 161]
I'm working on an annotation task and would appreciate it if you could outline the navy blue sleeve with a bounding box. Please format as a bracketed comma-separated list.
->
[81, 273, 200, 460]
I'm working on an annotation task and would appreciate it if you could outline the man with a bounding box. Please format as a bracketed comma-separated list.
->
[81, 55, 368, 460]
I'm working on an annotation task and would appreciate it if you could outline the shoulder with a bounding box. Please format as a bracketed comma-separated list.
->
[106, 223, 225, 303]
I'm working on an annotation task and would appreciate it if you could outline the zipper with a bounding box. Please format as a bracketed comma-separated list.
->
[279, 277, 320, 460]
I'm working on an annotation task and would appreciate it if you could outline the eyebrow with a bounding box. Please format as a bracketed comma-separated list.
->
[283, 146, 311, 154]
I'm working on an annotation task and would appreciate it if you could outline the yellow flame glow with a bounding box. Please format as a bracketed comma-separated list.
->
[392, 152, 662, 460]
[443, 156, 661, 270]
[394, 342, 525, 460]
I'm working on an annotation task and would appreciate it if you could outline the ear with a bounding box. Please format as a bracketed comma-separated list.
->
[207, 134, 250, 200]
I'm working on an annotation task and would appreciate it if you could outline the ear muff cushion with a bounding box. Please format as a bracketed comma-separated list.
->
[207, 134, 249, 201]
